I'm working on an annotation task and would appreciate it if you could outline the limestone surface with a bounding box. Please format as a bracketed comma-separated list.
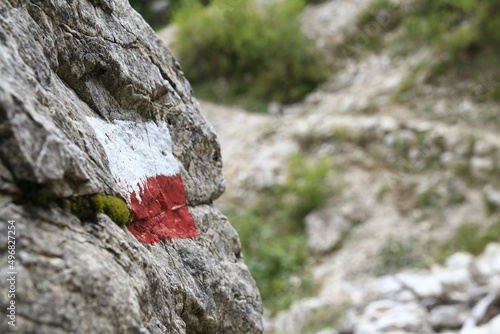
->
[0, 0, 263, 333]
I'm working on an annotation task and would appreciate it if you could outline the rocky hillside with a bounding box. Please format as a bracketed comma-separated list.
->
[160, 0, 500, 333]
[0, 0, 262, 333]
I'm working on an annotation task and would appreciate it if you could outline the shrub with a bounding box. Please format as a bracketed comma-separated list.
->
[228, 152, 330, 314]
[173, 0, 326, 110]
[345, 0, 500, 100]
[402, 0, 500, 55]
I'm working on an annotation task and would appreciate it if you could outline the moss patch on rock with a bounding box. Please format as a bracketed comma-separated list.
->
[70, 194, 131, 226]
[101, 195, 132, 226]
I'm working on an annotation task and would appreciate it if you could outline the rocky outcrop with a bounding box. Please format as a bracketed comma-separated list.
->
[0, 0, 262, 333]
[266, 244, 500, 334]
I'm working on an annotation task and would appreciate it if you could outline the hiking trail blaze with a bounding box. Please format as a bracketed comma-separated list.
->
[87, 117, 200, 243]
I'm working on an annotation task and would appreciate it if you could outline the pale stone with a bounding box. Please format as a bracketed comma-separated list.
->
[470, 157, 494, 176]
[396, 272, 443, 299]
[475, 243, 500, 278]
[305, 208, 352, 253]
[0, 1, 262, 332]
[429, 304, 470, 330]
[356, 300, 433, 333]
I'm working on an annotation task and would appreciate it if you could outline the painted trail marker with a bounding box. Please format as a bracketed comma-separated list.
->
[87, 117, 199, 243]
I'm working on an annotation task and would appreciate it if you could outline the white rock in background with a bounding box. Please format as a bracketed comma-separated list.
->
[474, 243, 500, 279]
[431, 263, 474, 292]
[470, 157, 494, 177]
[396, 272, 443, 299]
[445, 131, 463, 151]
[429, 304, 470, 330]
[315, 328, 339, 334]
[473, 140, 492, 157]
[356, 300, 433, 333]
[378, 116, 400, 134]
[483, 186, 500, 207]
[441, 151, 456, 168]
[363, 275, 415, 303]
[407, 120, 433, 133]
[253, 141, 297, 188]
[305, 208, 352, 253]
[445, 252, 475, 269]
[461, 314, 500, 334]
[267, 297, 340, 334]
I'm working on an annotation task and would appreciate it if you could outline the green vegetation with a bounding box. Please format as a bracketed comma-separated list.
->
[301, 305, 345, 334]
[341, 0, 500, 100]
[70, 194, 131, 226]
[128, 0, 193, 29]
[129, 0, 168, 29]
[436, 221, 500, 262]
[173, 0, 326, 111]
[101, 195, 132, 225]
[228, 152, 330, 314]
[485, 197, 499, 216]
[415, 184, 465, 209]
[403, 0, 500, 57]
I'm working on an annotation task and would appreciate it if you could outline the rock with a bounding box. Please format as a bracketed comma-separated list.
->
[473, 140, 492, 157]
[396, 272, 444, 299]
[441, 151, 456, 168]
[470, 157, 494, 177]
[445, 252, 475, 270]
[461, 314, 500, 334]
[429, 304, 470, 330]
[474, 243, 500, 279]
[378, 116, 400, 134]
[407, 121, 433, 133]
[356, 300, 433, 333]
[305, 207, 352, 253]
[315, 328, 339, 334]
[363, 275, 415, 303]
[483, 186, 500, 208]
[266, 297, 340, 334]
[430, 257, 475, 293]
[253, 140, 297, 188]
[435, 267, 474, 292]
[0, 1, 262, 333]
[267, 102, 283, 116]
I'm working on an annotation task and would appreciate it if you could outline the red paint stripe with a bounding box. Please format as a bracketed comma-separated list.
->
[125, 174, 199, 243]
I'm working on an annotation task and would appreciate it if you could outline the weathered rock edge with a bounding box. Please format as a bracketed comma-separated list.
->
[0, 0, 263, 333]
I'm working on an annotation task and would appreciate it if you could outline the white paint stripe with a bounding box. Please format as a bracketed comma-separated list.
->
[86, 117, 180, 202]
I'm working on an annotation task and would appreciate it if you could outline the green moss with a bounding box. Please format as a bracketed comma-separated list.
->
[70, 194, 103, 222]
[70, 194, 131, 226]
[102, 195, 132, 226]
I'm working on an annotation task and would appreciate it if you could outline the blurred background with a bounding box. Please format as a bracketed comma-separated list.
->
[131, 0, 500, 332]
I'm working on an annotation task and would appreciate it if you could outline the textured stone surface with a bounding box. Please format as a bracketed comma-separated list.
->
[0, 0, 262, 332]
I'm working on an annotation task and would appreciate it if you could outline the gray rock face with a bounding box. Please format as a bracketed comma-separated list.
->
[0, 0, 263, 333]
